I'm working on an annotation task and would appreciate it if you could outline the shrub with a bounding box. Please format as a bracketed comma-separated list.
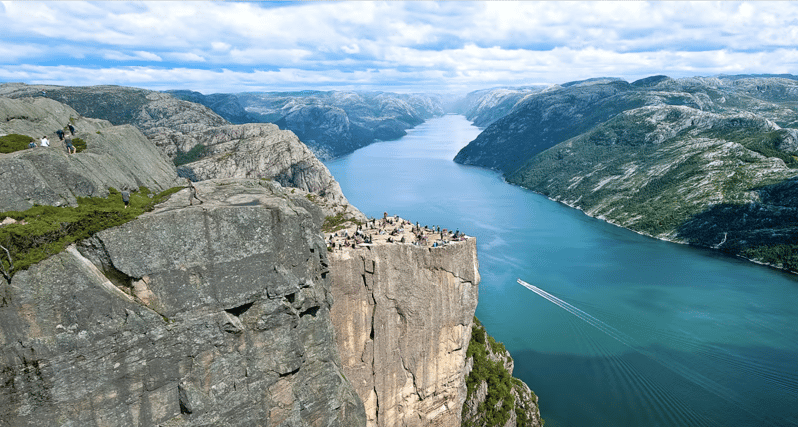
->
[0, 134, 34, 153]
[72, 137, 88, 153]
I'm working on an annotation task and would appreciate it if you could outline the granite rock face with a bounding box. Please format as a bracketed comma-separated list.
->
[329, 239, 480, 427]
[0, 97, 182, 212]
[0, 179, 366, 427]
[175, 123, 349, 205]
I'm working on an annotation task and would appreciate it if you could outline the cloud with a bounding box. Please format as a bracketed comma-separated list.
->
[2, 1, 798, 93]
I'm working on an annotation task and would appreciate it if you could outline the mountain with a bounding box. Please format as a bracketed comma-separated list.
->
[452, 85, 549, 129]
[1, 91, 540, 426]
[234, 91, 445, 159]
[166, 89, 446, 160]
[455, 75, 798, 272]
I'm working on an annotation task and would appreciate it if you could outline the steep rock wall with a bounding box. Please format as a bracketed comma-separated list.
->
[0, 179, 366, 427]
[329, 239, 479, 427]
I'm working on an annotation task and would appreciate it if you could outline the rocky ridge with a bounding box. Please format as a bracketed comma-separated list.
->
[456, 75, 798, 272]
[453, 86, 548, 129]
[0, 96, 181, 212]
[0, 84, 349, 205]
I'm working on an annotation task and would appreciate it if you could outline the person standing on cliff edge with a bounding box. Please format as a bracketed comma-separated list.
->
[187, 178, 203, 205]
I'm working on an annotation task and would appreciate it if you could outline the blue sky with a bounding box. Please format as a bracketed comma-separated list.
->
[1, 1, 797, 94]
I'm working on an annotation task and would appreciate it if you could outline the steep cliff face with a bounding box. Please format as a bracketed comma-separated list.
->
[0, 97, 181, 212]
[0, 179, 366, 427]
[329, 237, 479, 427]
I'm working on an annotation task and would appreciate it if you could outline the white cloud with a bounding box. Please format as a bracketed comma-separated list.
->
[2, 1, 798, 93]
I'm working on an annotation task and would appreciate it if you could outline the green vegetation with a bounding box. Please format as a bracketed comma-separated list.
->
[0, 186, 182, 281]
[700, 128, 798, 168]
[462, 317, 539, 427]
[173, 143, 207, 166]
[72, 137, 88, 153]
[321, 213, 362, 233]
[743, 244, 798, 272]
[0, 134, 35, 153]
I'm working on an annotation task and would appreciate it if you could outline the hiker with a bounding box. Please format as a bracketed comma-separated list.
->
[28, 140, 37, 149]
[40, 136, 49, 147]
[187, 178, 203, 205]
[121, 189, 131, 209]
[64, 137, 75, 154]
[55, 129, 64, 140]
[67, 123, 76, 135]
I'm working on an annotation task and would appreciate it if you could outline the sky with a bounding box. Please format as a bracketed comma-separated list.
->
[1, 1, 798, 95]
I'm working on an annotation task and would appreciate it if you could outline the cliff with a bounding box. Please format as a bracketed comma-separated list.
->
[0, 179, 366, 427]
[1, 88, 536, 426]
[329, 234, 479, 426]
[324, 216, 540, 427]
[173, 123, 349, 206]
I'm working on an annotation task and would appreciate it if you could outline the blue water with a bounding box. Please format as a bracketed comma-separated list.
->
[325, 115, 798, 427]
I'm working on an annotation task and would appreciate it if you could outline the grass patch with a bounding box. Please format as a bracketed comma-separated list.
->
[0, 186, 182, 281]
[72, 137, 88, 153]
[0, 134, 35, 154]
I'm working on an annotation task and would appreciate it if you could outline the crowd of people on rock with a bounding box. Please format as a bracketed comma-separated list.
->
[327, 212, 469, 251]
[25, 123, 77, 154]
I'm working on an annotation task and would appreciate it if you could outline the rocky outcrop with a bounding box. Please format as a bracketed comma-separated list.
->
[175, 123, 349, 205]
[0, 97, 181, 212]
[0, 178, 366, 427]
[461, 319, 541, 427]
[329, 237, 480, 427]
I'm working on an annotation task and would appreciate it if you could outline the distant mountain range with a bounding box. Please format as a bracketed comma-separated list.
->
[169, 89, 445, 159]
[455, 75, 798, 272]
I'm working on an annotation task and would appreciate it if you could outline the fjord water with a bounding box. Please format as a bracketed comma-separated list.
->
[324, 115, 798, 427]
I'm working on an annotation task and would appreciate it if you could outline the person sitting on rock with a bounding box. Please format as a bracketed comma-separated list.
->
[40, 136, 49, 147]
[28, 140, 37, 149]
[67, 123, 76, 135]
